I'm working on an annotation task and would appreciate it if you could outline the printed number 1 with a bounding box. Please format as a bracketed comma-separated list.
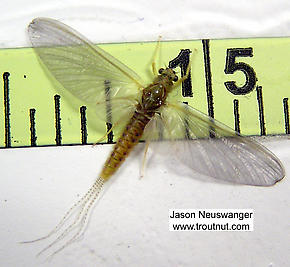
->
[169, 49, 192, 97]
[224, 48, 257, 95]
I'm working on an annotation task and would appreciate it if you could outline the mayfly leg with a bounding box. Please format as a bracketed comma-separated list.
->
[93, 111, 137, 146]
[173, 59, 192, 89]
[140, 141, 150, 178]
[93, 121, 119, 146]
[151, 36, 162, 76]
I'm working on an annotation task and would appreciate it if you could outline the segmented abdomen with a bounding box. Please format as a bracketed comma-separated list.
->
[100, 110, 152, 180]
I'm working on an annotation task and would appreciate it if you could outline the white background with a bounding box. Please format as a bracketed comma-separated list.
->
[0, 0, 289, 266]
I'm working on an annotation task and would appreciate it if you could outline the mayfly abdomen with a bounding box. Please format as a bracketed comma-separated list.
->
[100, 111, 152, 180]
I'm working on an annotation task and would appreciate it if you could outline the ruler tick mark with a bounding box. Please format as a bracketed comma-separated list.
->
[54, 95, 62, 145]
[80, 106, 87, 144]
[202, 39, 214, 119]
[3, 72, 11, 148]
[256, 86, 266, 136]
[29, 108, 37, 146]
[233, 99, 241, 134]
[202, 39, 215, 138]
[105, 80, 114, 144]
[283, 98, 289, 134]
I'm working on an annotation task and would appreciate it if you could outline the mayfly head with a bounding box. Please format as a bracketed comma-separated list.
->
[158, 67, 178, 82]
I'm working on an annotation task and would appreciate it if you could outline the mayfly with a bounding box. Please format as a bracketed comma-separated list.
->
[23, 17, 285, 257]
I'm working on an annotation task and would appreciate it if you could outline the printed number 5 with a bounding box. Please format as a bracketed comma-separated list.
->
[224, 48, 257, 95]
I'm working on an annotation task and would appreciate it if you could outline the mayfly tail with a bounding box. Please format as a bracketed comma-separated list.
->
[23, 177, 105, 257]
[38, 177, 105, 257]
[44, 179, 105, 259]
[20, 181, 97, 244]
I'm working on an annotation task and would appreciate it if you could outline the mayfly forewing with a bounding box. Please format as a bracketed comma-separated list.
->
[27, 17, 144, 125]
[144, 102, 285, 186]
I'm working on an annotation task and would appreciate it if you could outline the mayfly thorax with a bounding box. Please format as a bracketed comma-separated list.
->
[22, 17, 285, 258]
[101, 67, 178, 180]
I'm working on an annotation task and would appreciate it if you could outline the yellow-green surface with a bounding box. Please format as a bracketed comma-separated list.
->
[0, 38, 289, 148]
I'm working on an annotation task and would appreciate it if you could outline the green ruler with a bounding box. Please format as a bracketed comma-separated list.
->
[0, 37, 289, 148]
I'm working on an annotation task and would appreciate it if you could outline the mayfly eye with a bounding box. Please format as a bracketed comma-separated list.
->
[158, 68, 164, 74]
[173, 75, 178, 82]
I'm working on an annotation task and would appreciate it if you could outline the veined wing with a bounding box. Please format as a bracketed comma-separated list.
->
[144, 102, 285, 186]
[28, 17, 144, 124]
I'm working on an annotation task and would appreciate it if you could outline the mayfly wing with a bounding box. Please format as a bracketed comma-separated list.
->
[144, 102, 285, 186]
[28, 17, 145, 128]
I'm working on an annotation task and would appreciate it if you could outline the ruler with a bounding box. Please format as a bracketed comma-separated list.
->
[0, 37, 289, 148]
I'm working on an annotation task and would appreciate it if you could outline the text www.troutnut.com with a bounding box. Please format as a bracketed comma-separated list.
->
[169, 209, 254, 231]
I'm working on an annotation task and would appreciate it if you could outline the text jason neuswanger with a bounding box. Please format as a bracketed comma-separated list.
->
[169, 209, 254, 231]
